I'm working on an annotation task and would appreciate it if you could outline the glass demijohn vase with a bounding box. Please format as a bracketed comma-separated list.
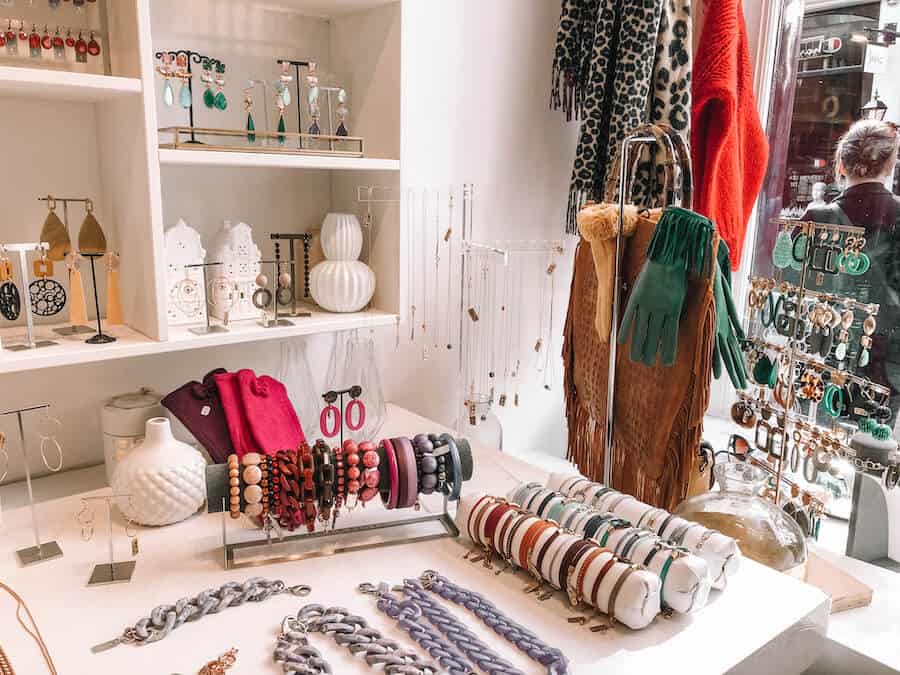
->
[675, 462, 808, 578]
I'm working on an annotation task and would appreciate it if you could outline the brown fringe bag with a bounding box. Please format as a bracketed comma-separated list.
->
[563, 124, 717, 511]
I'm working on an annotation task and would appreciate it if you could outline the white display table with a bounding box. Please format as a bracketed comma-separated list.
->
[0, 405, 829, 675]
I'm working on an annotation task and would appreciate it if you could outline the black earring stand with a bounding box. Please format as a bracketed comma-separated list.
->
[270, 233, 312, 316]
[155, 49, 220, 144]
[276, 58, 311, 146]
[322, 385, 363, 447]
[81, 252, 115, 344]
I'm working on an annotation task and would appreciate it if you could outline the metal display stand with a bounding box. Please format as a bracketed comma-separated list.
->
[270, 233, 312, 311]
[185, 261, 228, 335]
[82, 494, 136, 586]
[257, 258, 298, 328]
[2, 404, 63, 566]
[37, 196, 94, 336]
[2, 243, 57, 352]
[81, 252, 115, 344]
[276, 58, 311, 146]
[154, 49, 220, 144]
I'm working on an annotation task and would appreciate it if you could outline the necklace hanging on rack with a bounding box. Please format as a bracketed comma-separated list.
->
[433, 189, 441, 352]
[445, 188, 455, 350]
[420, 188, 429, 359]
[407, 188, 416, 342]
[512, 257, 524, 406]
[499, 254, 512, 406]
[543, 257, 558, 391]
[535, 254, 549, 361]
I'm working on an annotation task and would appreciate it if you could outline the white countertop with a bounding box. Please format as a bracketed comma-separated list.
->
[0, 404, 830, 675]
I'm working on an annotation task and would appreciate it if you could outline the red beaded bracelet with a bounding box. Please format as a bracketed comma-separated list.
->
[359, 441, 380, 503]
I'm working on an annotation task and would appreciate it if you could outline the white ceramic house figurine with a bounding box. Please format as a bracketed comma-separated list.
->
[208, 220, 262, 322]
[310, 213, 375, 312]
[164, 218, 207, 326]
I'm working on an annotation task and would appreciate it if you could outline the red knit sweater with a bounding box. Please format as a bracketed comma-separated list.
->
[691, 0, 768, 269]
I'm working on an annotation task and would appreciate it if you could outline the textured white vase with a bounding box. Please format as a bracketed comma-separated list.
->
[309, 260, 375, 312]
[321, 213, 363, 261]
[111, 417, 207, 526]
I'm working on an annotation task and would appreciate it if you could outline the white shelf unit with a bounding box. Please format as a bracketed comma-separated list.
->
[0, 0, 402, 374]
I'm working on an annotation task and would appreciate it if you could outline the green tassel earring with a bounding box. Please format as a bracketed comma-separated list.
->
[244, 87, 256, 143]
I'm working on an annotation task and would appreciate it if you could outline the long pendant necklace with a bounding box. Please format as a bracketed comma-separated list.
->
[433, 189, 442, 352]
[445, 188, 454, 350]
[499, 255, 512, 406]
[421, 188, 429, 359]
[543, 255, 558, 390]
[408, 188, 416, 342]
[513, 258, 524, 406]
[535, 254, 548, 368]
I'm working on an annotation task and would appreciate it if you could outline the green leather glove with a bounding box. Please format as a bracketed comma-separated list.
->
[712, 241, 748, 389]
[618, 259, 687, 367]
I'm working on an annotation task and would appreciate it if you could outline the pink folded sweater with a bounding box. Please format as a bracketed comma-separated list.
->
[236, 369, 306, 455]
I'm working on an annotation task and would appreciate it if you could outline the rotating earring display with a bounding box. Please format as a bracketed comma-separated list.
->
[77, 494, 139, 586]
[1, 403, 64, 566]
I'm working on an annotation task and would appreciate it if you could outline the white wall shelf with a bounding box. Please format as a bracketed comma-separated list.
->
[158, 148, 400, 172]
[0, 308, 397, 375]
[0, 66, 143, 102]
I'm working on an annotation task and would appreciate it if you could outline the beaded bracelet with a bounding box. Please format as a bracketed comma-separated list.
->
[344, 439, 362, 508]
[413, 434, 439, 495]
[334, 442, 345, 511]
[359, 441, 381, 503]
[227, 454, 240, 519]
[299, 444, 317, 531]
[242, 452, 263, 518]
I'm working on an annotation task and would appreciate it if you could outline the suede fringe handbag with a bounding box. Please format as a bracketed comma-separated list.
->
[563, 123, 718, 511]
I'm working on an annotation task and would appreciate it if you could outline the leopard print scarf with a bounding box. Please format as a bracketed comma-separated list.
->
[552, 0, 692, 232]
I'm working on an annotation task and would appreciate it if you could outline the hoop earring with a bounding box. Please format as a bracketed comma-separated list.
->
[345, 397, 366, 432]
[76, 499, 94, 541]
[320, 403, 341, 438]
[0, 431, 8, 483]
[38, 414, 63, 472]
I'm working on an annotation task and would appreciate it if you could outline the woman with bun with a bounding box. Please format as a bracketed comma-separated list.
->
[803, 120, 900, 425]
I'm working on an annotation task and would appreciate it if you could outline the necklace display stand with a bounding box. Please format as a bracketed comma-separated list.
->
[37, 196, 95, 337]
[3, 243, 57, 352]
[2, 404, 64, 566]
[82, 494, 136, 586]
[81, 252, 115, 344]
[185, 261, 229, 335]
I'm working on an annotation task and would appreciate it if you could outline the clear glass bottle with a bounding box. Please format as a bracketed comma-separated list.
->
[675, 462, 808, 578]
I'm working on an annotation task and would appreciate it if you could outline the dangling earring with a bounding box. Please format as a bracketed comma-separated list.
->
[336, 88, 349, 136]
[52, 27, 65, 59]
[276, 61, 291, 144]
[176, 53, 192, 108]
[87, 31, 101, 58]
[76, 500, 94, 541]
[125, 506, 140, 556]
[214, 61, 227, 111]
[243, 86, 256, 143]
[276, 261, 292, 305]
[30, 248, 66, 317]
[74, 30, 87, 63]
[0, 431, 9, 484]
[67, 252, 89, 325]
[201, 57, 214, 109]
[275, 85, 287, 145]
[859, 314, 876, 368]
[319, 394, 341, 438]
[28, 25, 41, 58]
[0, 246, 20, 322]
[38, 412, 63, 472]
[5, 21, 19, 57]
[306, 62, 320, 135]
[157, 52, 175, 107]
[106, 252, 123, 325]
[39, 196, 71, 261]
[78, 198, 107, 254]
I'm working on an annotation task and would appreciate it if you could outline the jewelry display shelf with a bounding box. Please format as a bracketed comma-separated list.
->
[0, 66, 142, 103]
[158, 147, 400, 172]
[0, 405, 830, 675]
[0, 308, 398, 375]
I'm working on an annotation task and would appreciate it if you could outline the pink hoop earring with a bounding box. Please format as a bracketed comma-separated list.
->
[345, 398, 366, 431]
[319, 404, 341, 438]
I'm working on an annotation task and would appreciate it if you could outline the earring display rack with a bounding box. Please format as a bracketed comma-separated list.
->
[158, 126, 364, 158]
[184, 261, 227, 335]
[256, 258, 301, 328]
[154, 49, 219, 143]
[1, 403, 64, 567]
[0, 15, 112, 76]
[270, 233, 312, 312]
[80, 252, 115, 344]
[320, 385, 362, 449]
[36, 195, 94, 337]
[2, 243, 58, 352]
[276, 58, 311, 147]
[736, 218, 899, 515]
[80, 493, 136, 586]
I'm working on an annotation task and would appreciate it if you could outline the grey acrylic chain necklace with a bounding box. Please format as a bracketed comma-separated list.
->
[92, 577, 311, 653]
[275, 604, 438, 675]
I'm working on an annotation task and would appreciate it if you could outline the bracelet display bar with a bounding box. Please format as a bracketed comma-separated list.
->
[206, 464, 458, 570]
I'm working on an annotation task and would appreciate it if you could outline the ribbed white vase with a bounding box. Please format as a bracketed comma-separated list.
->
[309, 260, 375, 312]
[321, 213, 363, 261]
[111, 417, 207, 526]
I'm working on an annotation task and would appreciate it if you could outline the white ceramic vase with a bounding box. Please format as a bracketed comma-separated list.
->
[111, 417, 207, 526]
[321, 213, 363, 261]
[309, 259, 375, 312]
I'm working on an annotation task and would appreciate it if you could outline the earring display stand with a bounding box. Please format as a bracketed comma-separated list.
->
[276, 58, 311, 148]
[2, 243, 58, 352]
[270, 233, 312, 312]
[80, 252, 115, 345]
[321, 385, 363, 448]
[154, 50, 220, 144]
[185, 261, 229, 335]
[257, 258, 299, 328]
[1, 404, 64, 567]
[37, 196, 95, 337]
[81, 494, 136, 586]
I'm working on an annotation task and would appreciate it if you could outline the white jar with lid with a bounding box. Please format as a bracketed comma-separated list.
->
[101, 388, 165, 485]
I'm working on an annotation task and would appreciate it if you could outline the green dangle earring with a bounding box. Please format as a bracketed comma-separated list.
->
[214, 61, 228, 111]
[244, 86, 256, 143]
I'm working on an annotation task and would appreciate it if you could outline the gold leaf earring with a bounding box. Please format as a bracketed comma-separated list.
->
[77, 198, 107, 254]
[40, 196, 71, 262]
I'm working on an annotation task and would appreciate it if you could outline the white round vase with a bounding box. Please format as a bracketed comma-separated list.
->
[321, 213, 363, 261]
[309, 260, 376, 312]
[111, 417, 207, 526]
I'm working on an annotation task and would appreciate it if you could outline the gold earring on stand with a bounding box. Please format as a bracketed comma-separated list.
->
[76, 500, 94, 541]
[39, 196, 71, 262]
[38, 412, 63, 473]
[106, 252, 123, 325]
[77, 198, 107, 255]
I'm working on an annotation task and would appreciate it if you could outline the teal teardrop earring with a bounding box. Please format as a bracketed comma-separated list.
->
[156, 52, 175, 107]
[244, 87, 256, 143]
[214, 61, 228, 111]
[176, 53, 192, 109]
[201, 58, 215, 109]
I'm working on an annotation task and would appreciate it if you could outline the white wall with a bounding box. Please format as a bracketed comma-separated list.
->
[0, 0, 577, 485]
